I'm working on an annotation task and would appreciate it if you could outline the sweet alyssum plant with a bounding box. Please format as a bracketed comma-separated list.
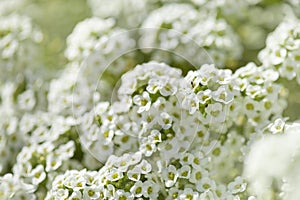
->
[1, 0, 300, 200]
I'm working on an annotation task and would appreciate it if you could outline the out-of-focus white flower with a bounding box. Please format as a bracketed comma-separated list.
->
[140, 3, 242, 68]
[17, 89, 36, 111]
[244, 122, 300, 199]
[0, 14, 43, 81]
[0, 0, 27, 16]
[87, 0, 153, 28]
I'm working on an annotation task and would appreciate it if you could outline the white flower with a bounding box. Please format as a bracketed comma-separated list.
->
[279, 59, 297, 80]
[56, 141, 75, 160]
[167, 187, 180, 200]
[197, 89, 212, 104]
[259, 18, 300, 84]
[242, 97, 260, 118]
[83, 185, 101, 199]
[244, 122, 300, 199]
[269, 46, 287, 65]
[0, 173, 36, 199]
[127, 169, 141, 182]
[146, 78, 162, 94]
[133, 92, 151, 113]
[140, 138, 157, 157]
[268, 118, 286, 134]
[142, 180, 160, 199]
[0, 14, 43, 80]
[115, 190, 134, 200]
[211, 85, 234, 104]
[205, 103, 226, 123]
[228, 176, 247, 194]
[190, 167, 209, 184]
[179, 188, 199, 200]
[30, 165, 46, 185]
[137, 160, 152, 174]
[196, 177, 216, 192]
[199, 190, 216, 200]
[55, 189, 69, 199]
[130, 181, 144, 198]
[158, 138, 181, 161]
[18, 90, 36, 111]
[148, 130, 162, 144]
[162, 165, 178, 187]
[160, 78, 178, 96]
[45, 155, 62, 172]
[178, 165, 191, 179]
[245, 85, 262, 99]
[158, 112, 173, 130]
[69, 190, 82, 199]
[107, 168, 123, 182]
[182, 93, 199, 114]
[87, 0, 149, 28]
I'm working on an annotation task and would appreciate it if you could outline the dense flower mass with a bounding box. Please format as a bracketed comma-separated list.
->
[1, 0, 300, 199]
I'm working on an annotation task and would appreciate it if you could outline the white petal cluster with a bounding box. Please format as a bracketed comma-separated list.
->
[0, 173, 36, 200]
[0, 79, 47, 173]
[232, 63, 287, 131]
[259, 17, 300, 83]
[13, 141, 76, 186]
[0, 111, 25, 174]
[98, 152, 162, 199]
[45, 169, 101, 200]
[47, 63, 94, 115]
[181, 62, 287, 136]
[0, 14, 43, 81]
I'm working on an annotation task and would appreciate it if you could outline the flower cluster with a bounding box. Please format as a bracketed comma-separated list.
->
[0, 77, 48, 174]
[45, 169, 101, 200]
[0, 14, 43, 81]
[13, 141, 75, 186]
[160, 152, 248, 199]
[232, 63, 287, 132]
[77, 61, 287, 199]
[46, 152, 162, 200]
[259, 17, 300, 84]
[47, 63, 93, 116]
[140, 3, 242, 68]
[79, 62, 191, 163]
[0, 173, 36, 200]
[98, 152, 161, 199]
